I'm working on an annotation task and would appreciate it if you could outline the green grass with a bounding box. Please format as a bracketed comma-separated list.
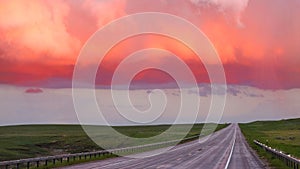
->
[0, 123, 228, 162]
[239, 118, 300, 169]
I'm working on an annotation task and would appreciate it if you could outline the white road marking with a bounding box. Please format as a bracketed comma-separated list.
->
[224, 125, 237, 169]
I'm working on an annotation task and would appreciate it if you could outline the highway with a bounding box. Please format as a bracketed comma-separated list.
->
[59, 124, 266, 169]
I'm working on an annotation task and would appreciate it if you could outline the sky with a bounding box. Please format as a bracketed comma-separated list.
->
[0, 0, 299, 125]
[1, 84, 300, 126]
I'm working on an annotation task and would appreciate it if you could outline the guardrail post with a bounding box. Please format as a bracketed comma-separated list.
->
[254, 140, 300, 169]
[0, 135, 210, 169]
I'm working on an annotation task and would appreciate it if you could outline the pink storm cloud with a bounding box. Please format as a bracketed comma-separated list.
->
[0, 0, 299, 89]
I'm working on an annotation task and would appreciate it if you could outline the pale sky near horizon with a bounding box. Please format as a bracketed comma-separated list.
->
[1, 84, 299, 126]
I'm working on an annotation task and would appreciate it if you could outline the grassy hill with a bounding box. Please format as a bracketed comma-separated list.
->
[0, 123, 228, 161]
[240, 118, 300, 169]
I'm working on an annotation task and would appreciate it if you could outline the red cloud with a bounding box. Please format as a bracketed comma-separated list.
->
[0, 0, 299, 89]
[25, 88, 43, 94]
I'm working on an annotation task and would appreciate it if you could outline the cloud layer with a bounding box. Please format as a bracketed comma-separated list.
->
[0, 0, 299, 89]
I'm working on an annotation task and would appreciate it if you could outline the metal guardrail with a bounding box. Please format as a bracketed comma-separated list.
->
[0, 135, 200, 169]
[254, 140, 300, 169]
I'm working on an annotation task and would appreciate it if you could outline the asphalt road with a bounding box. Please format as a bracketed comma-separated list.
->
[59, 124, 266, 169]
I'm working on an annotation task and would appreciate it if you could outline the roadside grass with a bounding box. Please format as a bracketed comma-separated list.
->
[239, 118, 300, 169]
[0, 123, 228, 162]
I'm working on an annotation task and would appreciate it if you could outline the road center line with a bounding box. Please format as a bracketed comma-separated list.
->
[224, 124, 237, 169]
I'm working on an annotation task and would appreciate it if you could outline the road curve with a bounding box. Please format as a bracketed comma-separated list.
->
[59, 124, 265, 169]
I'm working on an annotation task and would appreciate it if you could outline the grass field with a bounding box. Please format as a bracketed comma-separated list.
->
[239, 118, 300, 169]
[0, 123, 228, 161]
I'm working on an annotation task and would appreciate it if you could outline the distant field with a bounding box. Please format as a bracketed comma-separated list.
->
[0, 123, 228, 161]
[240, 118, 300, 169]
